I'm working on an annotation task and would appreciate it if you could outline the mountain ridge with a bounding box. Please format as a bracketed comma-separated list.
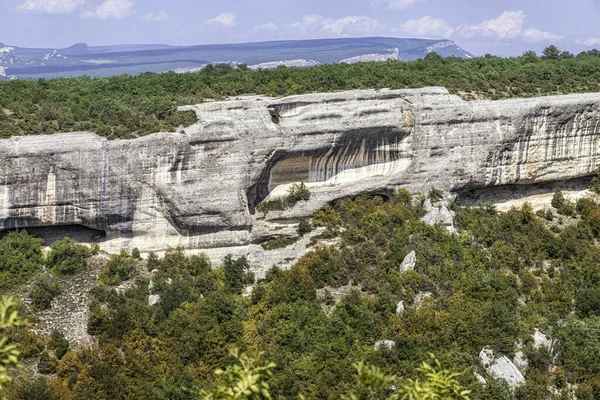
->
[0, 37, 473, 79]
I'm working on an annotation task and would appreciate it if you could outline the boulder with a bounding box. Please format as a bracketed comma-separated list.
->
[479, 348, 525, 388]
[399, 251, 417, 272]
[148, 295, 160, 306]
[422, 199, 457, 233]
[396, 301, 405, 314]
[374, 340, 396, 351]
[533, 329, 553, 350]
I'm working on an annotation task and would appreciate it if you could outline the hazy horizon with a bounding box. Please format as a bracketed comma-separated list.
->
[1, 0, 600, 56]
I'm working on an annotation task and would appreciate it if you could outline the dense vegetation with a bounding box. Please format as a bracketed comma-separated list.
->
[1, 187, 600, 399]
[1, 46, 600, 139]
[1, 45, 600, 398]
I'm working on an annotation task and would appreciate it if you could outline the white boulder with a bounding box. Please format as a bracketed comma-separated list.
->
[533, 329, 553, 350]
[396, 301, 405, 314]
[399, 251, 417, 272]
[479, 348, 525, 388]
[374, 340, 396, 351]
[148, 294, 161, 306]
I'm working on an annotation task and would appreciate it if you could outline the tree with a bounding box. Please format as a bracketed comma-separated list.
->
[542, 45, 561, 59]
[0, 296, 31, 390]
[552, 189, 575, 216]
[560, 51, 574, 59]
[30, 276, 62, 310]
[346, 355, 471, 400]
[522, 50, 538, 61]
[223, 255, 253, 294]
[192, 348, 276, 400]
[0, 231, 44, 291]
[47, 237, 91, 276]
[424, 52, 443, 61]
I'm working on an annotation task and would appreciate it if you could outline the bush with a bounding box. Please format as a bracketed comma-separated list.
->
[256, 182, 311, 214]
[98, 251, 137, 285]
[428, 187, 444, 203]
[47, 237, 91, 276]
[0, 230, 44, 291]
[37, 351, 57, 374]
[551, 189, 575, 216]
[48, 330, 69, 359]
[5, 379, 57, 400]
[223, 255, 254, 294]
[297, 220, 314, 236]
[131, 248, 141, 259]
[261, 236, 299, 250]
[30, 276, 62, 311]
[589, 171, 600, 194]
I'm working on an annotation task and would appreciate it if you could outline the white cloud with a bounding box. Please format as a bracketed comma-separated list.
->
[82, 0, 134, 19]
[399, 16, 454, 38]
[576, 37, 600, 46]
[370, 0, 427, 10]
[253, 22, 279, 32]
[206, 13, 237, 27]
[522, 28, 563, 43]
[457, 10, 525, 39]
[289, 14, 386, 36]
[454, 10, 563, 44]
[17, 0, 84, 14]
[141, 11, 169, 22]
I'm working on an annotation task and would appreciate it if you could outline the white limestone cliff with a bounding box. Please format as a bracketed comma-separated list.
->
[0, 87, 599, 265]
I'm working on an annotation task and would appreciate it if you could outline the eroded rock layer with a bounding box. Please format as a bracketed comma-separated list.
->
[0, 87, 599, 255]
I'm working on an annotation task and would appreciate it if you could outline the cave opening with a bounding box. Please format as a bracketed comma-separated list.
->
[0, 224, 107, 246]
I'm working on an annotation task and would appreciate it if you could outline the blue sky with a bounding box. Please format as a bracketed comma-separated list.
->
[1, 0, 599, 56]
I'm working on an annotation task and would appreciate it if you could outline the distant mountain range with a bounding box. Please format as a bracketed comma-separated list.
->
[0, 37, 473, 80]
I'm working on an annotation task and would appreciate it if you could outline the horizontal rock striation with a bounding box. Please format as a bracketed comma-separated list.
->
[0, 88, 599, 257]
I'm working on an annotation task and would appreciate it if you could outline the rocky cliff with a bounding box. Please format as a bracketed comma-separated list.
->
[1, 87, 599, 263]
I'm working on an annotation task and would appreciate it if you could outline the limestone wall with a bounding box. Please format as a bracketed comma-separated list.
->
[0, 88, 598, 254]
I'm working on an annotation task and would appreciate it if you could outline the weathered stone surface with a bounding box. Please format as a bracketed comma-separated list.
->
[399, 251, 417, 272]
[513, 351, 528, 373]
[0, 88, 600, 262]
[533, 329, 553, 350]
[374, 340, 396, 351]
[479, 348, 525, 388]
[422, 199, 457, 233]
[396, 300, 405, 314]
[148, 294, 160, 306]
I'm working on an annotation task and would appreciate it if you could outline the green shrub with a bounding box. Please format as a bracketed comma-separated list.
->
[312, 205, 342, 233]
[428, 187, 444, 203]
[261, 236, 299, 250]
[256, 182, 311, 214]
[37, 351, 57, 375]
[589, 171, 600, 194]
[0, 230, 44, 291]
[98, 251, 137, 285]
[223, 255, 254, 294]
[551, 189, 575, 216]
[47, 237, 91, 276]
[131, 248, 141, 259]
[297, 220, 314, 236]
[30, 276, 62, 311]
[47, 329, 69, 359]
[90, 242, 100, 255]
[4, 378, 57, 400]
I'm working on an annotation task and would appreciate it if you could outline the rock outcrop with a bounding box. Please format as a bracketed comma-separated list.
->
[1, 88, 600, 263]
[399, 251, 417, 272]
[479, 348, 525, 388]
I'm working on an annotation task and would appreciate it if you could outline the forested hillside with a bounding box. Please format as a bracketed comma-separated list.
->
[0, 46, 599, 139]
[2, 187, 600, 399]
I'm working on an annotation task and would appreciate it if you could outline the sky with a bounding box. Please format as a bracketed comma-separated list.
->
[1, 0, 600, 56]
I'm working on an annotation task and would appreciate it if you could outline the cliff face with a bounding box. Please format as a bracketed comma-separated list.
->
[0, 88, 599, 256]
